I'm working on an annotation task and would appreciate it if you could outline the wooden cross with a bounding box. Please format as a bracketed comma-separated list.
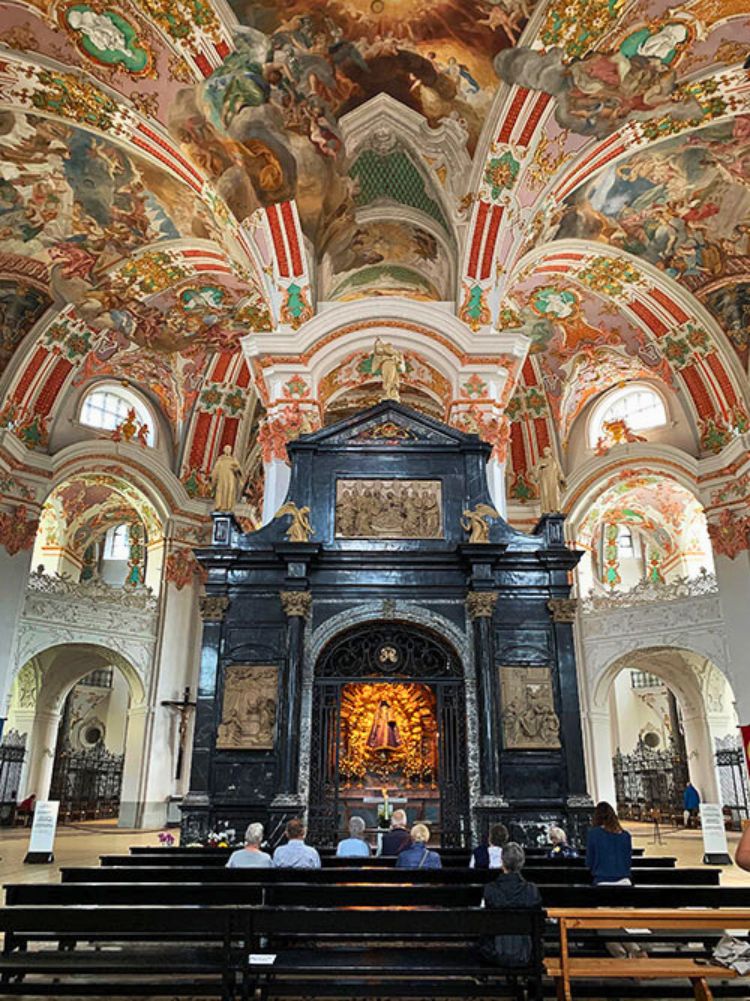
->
[161, 687, 197, 781]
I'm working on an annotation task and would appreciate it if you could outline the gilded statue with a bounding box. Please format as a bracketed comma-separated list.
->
[371, 338, 405, 401]
[534, 446, 566, 514]
[461, 503, 499, 543]
[366, 700, 402, 751]
[275, 501, 314, 542]
[210, 444, 243, 512]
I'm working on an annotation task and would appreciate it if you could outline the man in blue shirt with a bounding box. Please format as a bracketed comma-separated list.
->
[336, 815, 371, 858]
[273, 818, 321, 868]
[683, 782, 701, 828]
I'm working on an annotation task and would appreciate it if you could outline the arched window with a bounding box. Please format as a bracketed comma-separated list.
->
[616, 525, 634, 556]
[589, 384, 667, 447]
[102, 524, 130, 561]
[80, 384, 155, 444]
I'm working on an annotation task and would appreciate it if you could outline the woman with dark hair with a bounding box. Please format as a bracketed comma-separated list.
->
[586, 801, 632, 885]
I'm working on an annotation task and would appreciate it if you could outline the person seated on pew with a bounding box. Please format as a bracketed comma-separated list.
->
[481, 842, 542, 967]
[586, 801, 632, 885]
[470, 822, 508, 869]
[273, 817, 321, 869]
[336, 815, 371, 858]
[226, 822, 272, 868]
[380, 809, 411, 856]
[546, 825, 578, 861]
[395, 823, 441, 869]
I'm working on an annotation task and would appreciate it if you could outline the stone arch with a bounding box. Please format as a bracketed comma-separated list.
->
[585, 644, 733, 809]
[302, 601, 480, 811]
[9, 641, 149, 825]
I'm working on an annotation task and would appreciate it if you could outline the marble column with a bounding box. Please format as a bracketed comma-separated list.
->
[583, 709, 617, 805]
[24, 707, 61, 800]
[467, 590, 501, 797]
[486, 458, 507, 520]
[682, 709, 721, 804]
[262, 459, 291, 525]
[179, 593, 228, 842]
[547, 598, 589, 802]
[278, 590, 312, 798]
[712, 550, 750, 722]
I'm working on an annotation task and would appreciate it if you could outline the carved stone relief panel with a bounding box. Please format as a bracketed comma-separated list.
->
[500, 666, 561, 750]
[216, 665, 278, 750]
[334, 479, 442, 540]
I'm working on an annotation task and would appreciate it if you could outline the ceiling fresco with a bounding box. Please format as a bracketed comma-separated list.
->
[0, 0, 748, 506]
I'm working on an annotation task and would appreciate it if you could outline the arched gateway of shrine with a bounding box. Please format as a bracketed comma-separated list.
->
[181, 401, 591, 846]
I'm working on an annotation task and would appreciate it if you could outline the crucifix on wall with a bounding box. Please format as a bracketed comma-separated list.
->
[161, 687, 197, 781]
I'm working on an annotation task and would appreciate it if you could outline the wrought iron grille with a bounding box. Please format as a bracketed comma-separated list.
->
[309, 622, 470, 849]
[613, 741, 688, 815]
[49, 741, 124, 822]
[0, 730, 26, 803]
[715, 735, 750, 826]
[316, 623, 461, 680]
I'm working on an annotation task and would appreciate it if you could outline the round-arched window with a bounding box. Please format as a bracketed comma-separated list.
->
[589, 384, 667, 448]
[80, 383, 155, 445]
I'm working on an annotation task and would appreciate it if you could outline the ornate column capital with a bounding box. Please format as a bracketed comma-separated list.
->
[199, 595, 230, 622]
[466, 590, 498, 619]
[547, 598, 578, 623]
[280, 590, 312, 619]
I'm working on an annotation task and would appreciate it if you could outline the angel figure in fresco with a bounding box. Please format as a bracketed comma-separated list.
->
[461, 504, 499, 543]
[367, 700, 402, 751]
[211, 445, 243, 511]
[371, 338, 406, 401]
[275, 501, 314, 542]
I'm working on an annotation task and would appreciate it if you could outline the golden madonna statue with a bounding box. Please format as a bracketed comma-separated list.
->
[366, 700, 402, 751]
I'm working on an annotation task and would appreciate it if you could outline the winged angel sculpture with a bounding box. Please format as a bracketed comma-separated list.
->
[461, 504, 499, 544]
[275, 502, 314, 542]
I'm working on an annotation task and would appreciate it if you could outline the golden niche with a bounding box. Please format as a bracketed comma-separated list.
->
[339, 682, 438, 786]
[217, 665, 278, 750]
[335, 479, 442, 539]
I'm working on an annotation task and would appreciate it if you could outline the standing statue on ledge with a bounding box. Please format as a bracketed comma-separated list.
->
[211, 445, 242, 511]
[461, 503, 499, 543]
[371, 338, 405, 401]
[275, 501, 314, 542]
[535, 446, 566, 514]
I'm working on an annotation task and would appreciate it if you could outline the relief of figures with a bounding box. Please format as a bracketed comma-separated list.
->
[335, 479, 442, 539]
[500, 666, 561, 750]
[216, 665, 278, 750]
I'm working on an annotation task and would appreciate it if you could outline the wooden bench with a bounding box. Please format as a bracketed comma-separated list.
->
[546, 908, 750, 1001]
[243, 905, 545, 1001]
[0, 905, 241, 999]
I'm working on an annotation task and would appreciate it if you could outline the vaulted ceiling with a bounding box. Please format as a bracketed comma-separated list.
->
[0, 0, 749, 503]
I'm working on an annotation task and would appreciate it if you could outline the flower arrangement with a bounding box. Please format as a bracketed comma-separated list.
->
[157, 831, 175, 847]
[205, 822, 237, 848]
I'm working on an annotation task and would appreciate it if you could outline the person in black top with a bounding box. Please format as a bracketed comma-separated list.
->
[471, 822, 509, 869]
[481, 842, 542, 967]
[380, 809, 411, 855]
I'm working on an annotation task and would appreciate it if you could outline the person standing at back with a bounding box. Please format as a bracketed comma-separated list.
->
[470, 823, 509, 869]
[586, 801, 632, 885]
[683, 781, 700, 827]
[380, 809, 411, 855]
[226, 822, 272, 868]
[273, 818, 321, 869]
[336, 816, 371, 858]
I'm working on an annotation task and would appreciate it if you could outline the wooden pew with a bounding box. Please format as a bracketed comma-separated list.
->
[243, 905, 546, 1000]
[0, 905, 241, 999]
[546, 907, 750, 1001]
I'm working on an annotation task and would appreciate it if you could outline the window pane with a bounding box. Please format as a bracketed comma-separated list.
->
[80, 386, 154, 444]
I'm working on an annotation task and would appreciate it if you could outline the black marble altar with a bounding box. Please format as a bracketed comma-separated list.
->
[182, 402, 591, 847]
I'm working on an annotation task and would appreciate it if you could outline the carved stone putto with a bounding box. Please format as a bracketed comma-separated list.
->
[199, 595, 230, 622]
[466, 591, 498, 619]
[280, 590, 312, 618]
[547, 598, 578, 623]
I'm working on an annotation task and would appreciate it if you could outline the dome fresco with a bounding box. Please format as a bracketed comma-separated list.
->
[0, 0, 748, 509]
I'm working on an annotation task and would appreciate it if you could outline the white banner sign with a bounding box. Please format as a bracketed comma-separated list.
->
[700, 803, 731, 864]
[26, 800, 59, 861]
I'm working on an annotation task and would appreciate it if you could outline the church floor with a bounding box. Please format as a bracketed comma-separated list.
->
[0, 821, 747, 1000]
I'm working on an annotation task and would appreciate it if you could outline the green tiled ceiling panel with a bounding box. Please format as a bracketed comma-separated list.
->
[350, 149, 449, 232]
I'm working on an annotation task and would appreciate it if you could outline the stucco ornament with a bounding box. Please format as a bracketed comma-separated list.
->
[275, 502, 314, 542]
[371, 339, 406, 402]
[461, 504, 499, 543]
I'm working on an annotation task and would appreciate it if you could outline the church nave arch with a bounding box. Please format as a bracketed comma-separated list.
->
[6, 642, 149, 827]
